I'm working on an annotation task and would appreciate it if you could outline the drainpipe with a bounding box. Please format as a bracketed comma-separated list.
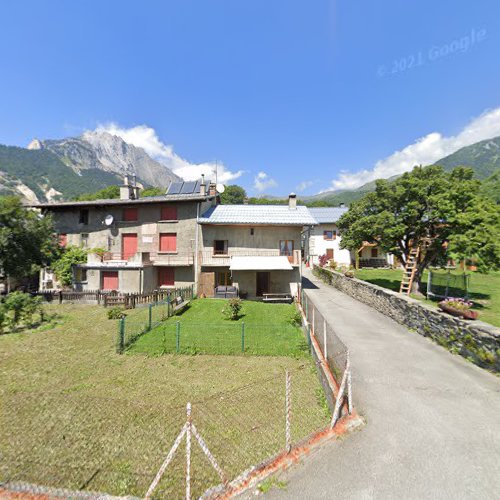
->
[194, 202, 200, 290]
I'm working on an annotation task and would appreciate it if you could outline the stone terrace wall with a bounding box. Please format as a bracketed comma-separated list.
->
[313, 266, 500, 372]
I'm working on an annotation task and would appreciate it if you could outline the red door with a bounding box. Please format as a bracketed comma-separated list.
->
[158, 267, 175, 287]
[102, 271, 119, 290]
[326, 249, 334, 260]
[122, 233, 138, 260]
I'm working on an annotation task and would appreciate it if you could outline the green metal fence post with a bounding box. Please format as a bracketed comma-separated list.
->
[176, 321, 180, 353]
[148, 303, 152, 331]
[118, 317, 125, 353]
[241, 322, 245, 353]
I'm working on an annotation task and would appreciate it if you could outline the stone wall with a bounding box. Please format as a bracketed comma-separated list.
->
[313, 266, 500, 372]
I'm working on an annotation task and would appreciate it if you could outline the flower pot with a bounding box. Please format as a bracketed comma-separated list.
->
[438, 302, 478, 320]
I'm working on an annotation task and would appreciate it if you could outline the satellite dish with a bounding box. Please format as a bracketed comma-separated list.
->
[216, 183, 225, 194]
[104, 214, 114, 226]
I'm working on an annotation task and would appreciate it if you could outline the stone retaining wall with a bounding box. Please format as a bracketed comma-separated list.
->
[313, 266, 500, 372]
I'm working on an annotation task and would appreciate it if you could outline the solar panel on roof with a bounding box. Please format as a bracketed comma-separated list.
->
[180, 181, 197, 194]
[167, 182, 183, 194]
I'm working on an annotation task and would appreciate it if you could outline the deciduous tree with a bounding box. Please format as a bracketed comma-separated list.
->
[337, 166, 500, 293]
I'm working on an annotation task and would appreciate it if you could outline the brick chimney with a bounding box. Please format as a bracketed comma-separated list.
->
[208, 181, 217, 196]
[288, 193, 297, 210]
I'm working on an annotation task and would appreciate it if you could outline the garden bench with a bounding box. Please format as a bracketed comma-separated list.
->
[262, 293, 292, 303]
[173, 295, 190, 314]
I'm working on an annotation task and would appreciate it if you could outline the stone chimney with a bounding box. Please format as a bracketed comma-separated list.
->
[120, 174, 140, 200]
[288, 193, 297, 210]
[208, 181, 217, 196]
[339, 202, 345, 208]
[243, 197, 249, 205]
[200, 174, 207, 196]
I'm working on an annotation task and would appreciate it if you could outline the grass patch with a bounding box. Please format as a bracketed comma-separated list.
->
[128, 299, 309, 357]
[0, 304, 328, 498]
[354, 268, 500, 327]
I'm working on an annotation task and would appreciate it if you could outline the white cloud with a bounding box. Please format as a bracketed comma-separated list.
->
[90, 123, 244, 183]
[325, 107, 500, 191]
[254, 171, 277, 192]
[296, 180, 314, 192]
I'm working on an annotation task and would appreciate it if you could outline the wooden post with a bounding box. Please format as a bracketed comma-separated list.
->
[186, 402, 192, 500]
[285, 370, 291, 452]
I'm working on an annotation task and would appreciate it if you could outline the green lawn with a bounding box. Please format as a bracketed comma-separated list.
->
[129, 299, 308, 357]
[354, 268, 500, 327]
[0, 303, 328, 498]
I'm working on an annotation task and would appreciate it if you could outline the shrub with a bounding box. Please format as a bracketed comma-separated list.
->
[440, 297, 473, 311]
[318, 254, 329, 267]
[52, 246, 88, 286]
[222, 298, 242, 321]
[3, 292, 44, 329]
[108, 307, 127, 320]
[344, 270, 354, 278]
[289, 309, 303, 327]
[0, 305, 5, 334]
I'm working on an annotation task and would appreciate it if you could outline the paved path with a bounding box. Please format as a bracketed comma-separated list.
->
[269, 268, 500, 499]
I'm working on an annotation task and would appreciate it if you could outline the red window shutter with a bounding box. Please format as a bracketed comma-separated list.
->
[158, 267, 175, 287]
[159, 233, 177, 252]
[161, 206, 177, 221]
[123, 208, 138, 221]
[59, 234, 67, 247]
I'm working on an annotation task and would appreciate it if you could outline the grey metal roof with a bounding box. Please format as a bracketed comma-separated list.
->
[29, 193, 215, 209]
[308, 207, 348, 224]
[199, 204, 317, 225]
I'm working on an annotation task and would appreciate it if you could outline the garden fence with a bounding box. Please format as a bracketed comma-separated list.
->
[1, 369, 337, 499]
[34, 285, 194, 309]
[116, 287, 194, 353]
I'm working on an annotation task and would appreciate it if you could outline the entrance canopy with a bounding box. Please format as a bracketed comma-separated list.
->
[230, 256, 293, 271]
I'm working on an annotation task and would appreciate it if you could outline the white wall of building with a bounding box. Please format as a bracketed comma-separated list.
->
[307, 224, 351, 266]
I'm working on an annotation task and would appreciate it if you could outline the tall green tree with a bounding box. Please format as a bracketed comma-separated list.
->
[220, 185, 247, 204]
[337, 166, 500, 293]
[0, 196, 60, 290]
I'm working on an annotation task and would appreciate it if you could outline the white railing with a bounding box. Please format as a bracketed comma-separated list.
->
[201, 249, 300, 266]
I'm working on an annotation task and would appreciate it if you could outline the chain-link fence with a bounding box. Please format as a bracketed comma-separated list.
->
[427, 270, 470, 299]
[127, 321, 309, 357]
[1, 369, 331, 499]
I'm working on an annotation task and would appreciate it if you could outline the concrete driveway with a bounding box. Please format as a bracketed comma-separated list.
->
[268, 268, 500, 499]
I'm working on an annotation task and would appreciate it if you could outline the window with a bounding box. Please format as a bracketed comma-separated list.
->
[122, 207, 138, 222]
[371, 248, 378, 258]
[81, 233, 89, 248]
[250, 228, 254, 236]
[74, 267, 87, 282]
[160, 206, 177, 221]
[79, 209, 89, 225]
[213, 240, 228, 255]
[279, 240, 294, 256]
[159, 233, 177, 252]
[323, 230, 333, 240]
[59, 234, 67, 247]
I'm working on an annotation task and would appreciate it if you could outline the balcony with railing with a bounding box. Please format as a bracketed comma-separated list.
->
[201, 248, 301, 267]
[86, 251, 194, 267]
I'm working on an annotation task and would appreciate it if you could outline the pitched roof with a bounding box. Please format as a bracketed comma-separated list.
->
[308, 207, 348, 224]
[199, 204, 317, 226]
[28, 193, 214, 209]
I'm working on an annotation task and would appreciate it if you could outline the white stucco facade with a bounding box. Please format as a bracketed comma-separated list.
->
[307, 223, 351, 266]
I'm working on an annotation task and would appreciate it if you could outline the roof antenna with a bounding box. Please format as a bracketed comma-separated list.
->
[214, 159, 218, 186]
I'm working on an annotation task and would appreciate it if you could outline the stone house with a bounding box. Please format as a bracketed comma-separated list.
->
[197, 194, 317, 298]
[33, 178, 215, 293]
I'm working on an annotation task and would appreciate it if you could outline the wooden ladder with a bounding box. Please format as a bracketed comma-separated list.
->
[399, 246, 420, 295]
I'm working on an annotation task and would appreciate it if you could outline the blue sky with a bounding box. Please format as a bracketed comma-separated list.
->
[0, 0, 499, 195]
